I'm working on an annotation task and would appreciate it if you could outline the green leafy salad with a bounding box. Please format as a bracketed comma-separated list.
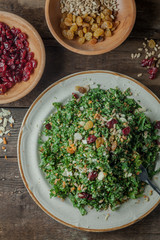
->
[39, 86, 160, 215]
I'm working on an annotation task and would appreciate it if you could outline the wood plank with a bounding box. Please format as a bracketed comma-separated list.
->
[0, 0, 160, 239]
[1, 158, 160, 240]
[1, 38, 160, 108]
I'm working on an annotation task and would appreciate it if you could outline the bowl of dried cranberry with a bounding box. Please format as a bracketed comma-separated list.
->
[0, 11, 45, 104]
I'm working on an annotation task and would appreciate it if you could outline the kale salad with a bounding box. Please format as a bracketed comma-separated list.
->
[39, 86, 160, 215]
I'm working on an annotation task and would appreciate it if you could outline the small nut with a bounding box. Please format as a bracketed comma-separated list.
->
[111, 141, 117, 151]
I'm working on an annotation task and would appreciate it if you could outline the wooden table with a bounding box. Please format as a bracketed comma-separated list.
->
[0, 0, 160, 239]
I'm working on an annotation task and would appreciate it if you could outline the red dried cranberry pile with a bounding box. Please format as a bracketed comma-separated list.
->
[0, 22, 37, 94]
[141, 57, 158, 80]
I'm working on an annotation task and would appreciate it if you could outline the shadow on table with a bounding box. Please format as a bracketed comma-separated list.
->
[132, 0, 160, 39]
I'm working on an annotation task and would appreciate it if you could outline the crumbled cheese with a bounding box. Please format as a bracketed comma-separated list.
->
[82, 140, 87, 144]
[74, 133, 82, 141]
[128, 116, 132, 121]
[0, 108, 14, 138]
[92, 158, 97, 162]
[79, 121, 85, 126]
[135, 107, 146, 113]
[80, 107, 84, 111]
[98, 172, 105, 180]
[125, 172, 132, 178]
[119, 117, 127, 123]
[62, 168, 73, 177]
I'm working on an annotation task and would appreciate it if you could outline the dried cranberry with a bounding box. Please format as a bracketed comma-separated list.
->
[0, 63, 7, 72]
[78, 192, 89, 199]
[8, 76, 14, 82]
[148, 67, 158, 80]
[15, 39, 24, 49]
[155, 121, 160, 129]
[72, 93, 79, 99]
[106, 119, 118, 129]
[10, 64, 16, 70]
[4, 81, 14, 89]
[27, 52, 34, 61]
[87, 194, 93, 201]
[15, 59, 20, 65]
[78, 192, 93, 200]
[149, 74, 156, 80]
[18, 32, 27, 40]
[24, 40, 29, 47]
[14, 28, 21, 35]
[141, 57, 154, 67]
[7, 59, 14, 66]
[87, 135, 97, 144]
[4, 42, 11, 50]
[31, 59, 37, 68]
[157, 140, 160, 145]
[122, 126, 131, 136]
[0, 84, 7, 93]
[88, 171, 98, 181]
[147, 57, 154, 67]
[22, 75, 30, 81]
[45, 123, 51, 130]
[148, 67, 158, 75]
[25, 62, 33, 72]
[20, 49, 27, 59]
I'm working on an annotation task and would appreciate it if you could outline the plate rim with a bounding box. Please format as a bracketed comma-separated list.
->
[17, 70, 160, 232]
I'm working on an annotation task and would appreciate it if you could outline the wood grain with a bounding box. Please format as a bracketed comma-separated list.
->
[0, 0, 160, 239]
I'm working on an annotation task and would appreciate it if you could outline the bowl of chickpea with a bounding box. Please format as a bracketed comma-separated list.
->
[45, 0, 136, 55]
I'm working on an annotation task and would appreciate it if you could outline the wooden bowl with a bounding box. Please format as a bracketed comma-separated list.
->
[45, 0, 136, 55]
[0, 11, 46, 104]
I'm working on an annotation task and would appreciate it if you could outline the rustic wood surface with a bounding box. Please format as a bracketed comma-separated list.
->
[0, 0, 160, 239]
